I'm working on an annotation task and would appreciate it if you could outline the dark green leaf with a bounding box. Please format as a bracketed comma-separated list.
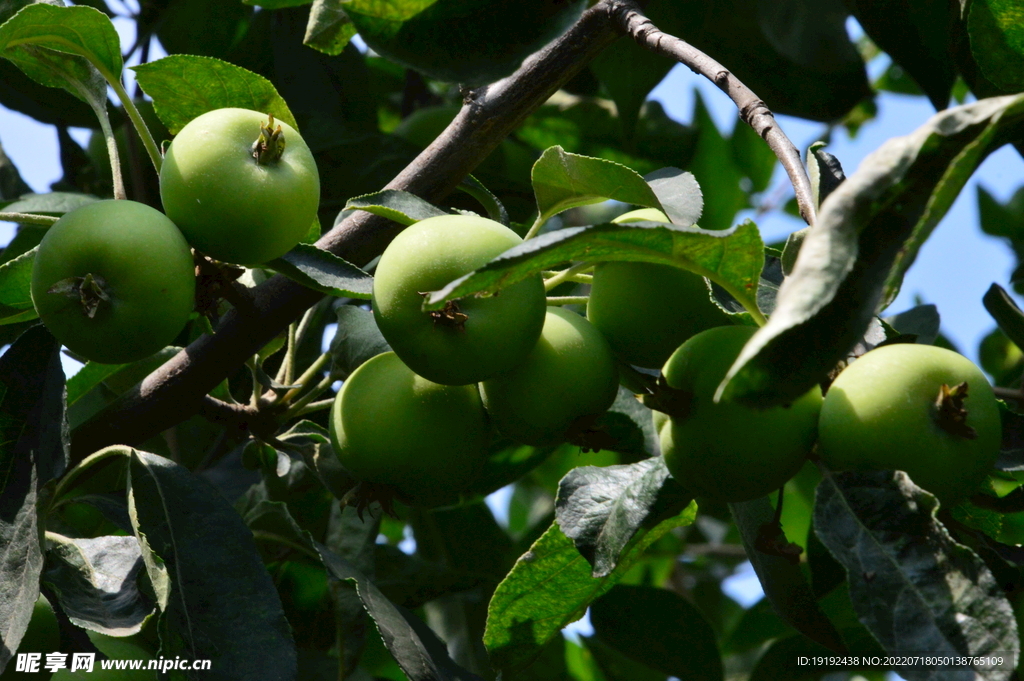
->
[968, 0, 1024, 94]
[582, 635, 664, 681]
[642, 167, 701, 228]
[847, 0, 956, 110]
[882, 303, 940, 345]
[42, 533, 155, 636]
[687, 93, 746, 231]
[0, 247, 38, 325]
[326, 500, 380, 679]
[723, 597, 794, 655]
[1, 191, 98, 215]
[997, 401, 1024, 471]
[304, 0, 356, 56]
[815, 470, 1019, 677]
[730, 497, 846, 653]
[590, 33, 673, 140]
[425, 220, 765, 324]
[0, 325, 64, 674]
[731, 119, 777, 194]
[483, 503, 696, 673]
[464, 440, 569, 500]
[721, 94, 1024, 408]
[265, 243, 373, 299]
[344, 189, 449, 226]
[132, 55, 297, 135]
[591, 584, 722, 680]
[458, 175, 509, 226]
[329, 305, 390, 377]
[532, 146, 661, 223]
[0, 3, 122, 90]
[127, 449, 297, 680]
[343, 0, 587, 86]
[315, 543, 483, 681]
[807, 141, 845, 210]
[0, 137, 31, 201]
[555, 457, 692, 578]
[374, 544, 487, 611]
[985, 283, 1024, 352]
[626, 0, 870, 121]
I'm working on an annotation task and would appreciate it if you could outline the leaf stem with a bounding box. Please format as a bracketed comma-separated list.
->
[543, 262, 594, 291]
[546, 296, 590, 306]
[96, 106, 126, 200]
[280, 351, 332, 406]
[0, 212, 58, 226]
[523, 213, 548, 241]
[109, 77, 162, 173]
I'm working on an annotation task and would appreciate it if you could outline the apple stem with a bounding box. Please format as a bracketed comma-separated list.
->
[47, 273, 112, 319]
[252, 114, 286, 165]
[934, 382, 978, 440]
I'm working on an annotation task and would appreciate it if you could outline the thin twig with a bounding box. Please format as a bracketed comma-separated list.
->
[611, 0, 816, 226]
[994, 386, 1024, 402]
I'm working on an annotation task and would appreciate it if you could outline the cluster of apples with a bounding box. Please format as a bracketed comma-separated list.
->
[333, 206, 1001, 508]
[31, 108, 319, 364]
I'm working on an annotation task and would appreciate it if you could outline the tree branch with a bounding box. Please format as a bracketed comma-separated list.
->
[610, 0, 816, 227]
[69, 1, 625, 459]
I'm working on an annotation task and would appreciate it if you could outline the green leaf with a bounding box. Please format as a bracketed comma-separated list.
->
[583, 636, 664, 681]
[985, 283, 1024, 353]
[425, 220, 765, 324]
[721, 94, 1024, 408]
[590, 33, 673, 140]
[127, 449, 297, 680]
[846, 0, 956, 110]
[642, 167, 702, 228]
[806, 142, 845, 211]
[1, 191, 98, 215]
[730, 496, 847, 654]
[343, 0, 587, 86]
[590, 585, 723, 680]
[815, 470, 1019, 674]
[42, 533, 155, 637]
[0, 325, 64, 675]
[0, 3, 122, 88]
[132, 55, 297, 135]
[882, 303, 940, 345]
[688, 92, 746, 231]
[969, 0, 1024, 94]
[532, 146, 662, 224]
[483, 502, 697, 673]
[996, 401, 1024, 471]
[315, 543, 484, 681]
[731, 119, 777, 194]
[0, 247, 38, 325]
[304, 0, 356, 56]
[265, 243, 373, 299]
[329, 305, 390, 376]
[344, 189, 449, 226]
[458, 175, 509, 226]
[0, 136, 31, 201]
[555, 457, 692, 578]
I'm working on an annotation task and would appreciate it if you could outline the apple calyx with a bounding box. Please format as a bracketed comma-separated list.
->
[48, 273, 111, 318]
[934, 381, 978, 440]
[251, 114, 286, 165]
[424, 297, 468, 332]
